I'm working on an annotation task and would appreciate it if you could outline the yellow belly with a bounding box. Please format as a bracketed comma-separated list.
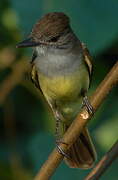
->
[38, 65, 89, 102]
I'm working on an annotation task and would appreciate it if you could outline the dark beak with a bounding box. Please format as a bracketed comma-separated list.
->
[16, 37, 40, 48]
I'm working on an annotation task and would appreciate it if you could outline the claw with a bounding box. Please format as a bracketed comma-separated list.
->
[56, 141, 70, 159]
[56, 139, 68, 146]
[82, 96, 94, 115]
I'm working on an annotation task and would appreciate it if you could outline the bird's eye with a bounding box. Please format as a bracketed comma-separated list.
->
[49, 35, 60, 42]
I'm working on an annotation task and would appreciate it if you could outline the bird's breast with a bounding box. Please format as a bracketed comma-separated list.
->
[37, 63, 89, 101]
[35, 48, 82, 77]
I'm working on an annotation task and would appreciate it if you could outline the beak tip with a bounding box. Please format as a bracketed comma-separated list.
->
[16, 42, 24, 48]
[16, 38, 40, 48]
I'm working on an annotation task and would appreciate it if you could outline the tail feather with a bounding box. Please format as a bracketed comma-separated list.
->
[64, 127, 96, 169]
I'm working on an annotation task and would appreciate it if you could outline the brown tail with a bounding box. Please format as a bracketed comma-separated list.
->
[64, 127, 96, 169]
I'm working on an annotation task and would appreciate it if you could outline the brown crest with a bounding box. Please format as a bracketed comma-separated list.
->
[31, 12, 70, 41]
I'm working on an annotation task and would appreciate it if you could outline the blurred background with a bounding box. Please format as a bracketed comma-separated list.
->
[0, 0, 118, 179]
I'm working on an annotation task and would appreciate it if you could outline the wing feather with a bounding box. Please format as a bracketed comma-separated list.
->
[82, 43, 93, 85]
[82, 43, 93, 76]
[30, 51, 44, 95]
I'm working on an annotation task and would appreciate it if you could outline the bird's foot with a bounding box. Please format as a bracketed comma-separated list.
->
[56, 140, 70, 159]
[82, 96, 94, 115]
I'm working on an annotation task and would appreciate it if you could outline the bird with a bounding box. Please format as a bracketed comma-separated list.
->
[16, 12, 96, 169]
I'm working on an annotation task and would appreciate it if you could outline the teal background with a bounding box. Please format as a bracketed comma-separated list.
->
[0, 0, 118, 179]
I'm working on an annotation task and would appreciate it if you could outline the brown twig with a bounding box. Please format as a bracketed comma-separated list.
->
[34, 61, 118, 180]
[0, 58, 29, 104]
[84, 140, 118, 180]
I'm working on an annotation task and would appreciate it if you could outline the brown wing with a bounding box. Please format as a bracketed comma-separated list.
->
[82, 43, 93, 84]
[30, 51, 44, 95]
[31, 64, 40, 89]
